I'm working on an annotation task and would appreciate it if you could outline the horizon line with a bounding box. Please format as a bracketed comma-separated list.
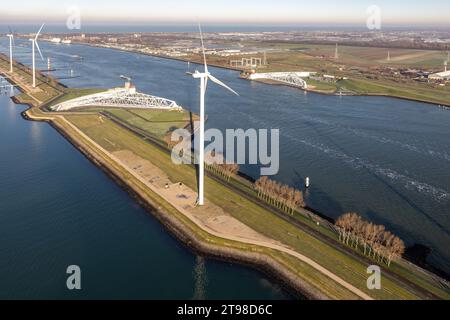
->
[1, 22, 450, 30]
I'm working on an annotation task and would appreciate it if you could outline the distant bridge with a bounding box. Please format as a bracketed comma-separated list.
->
[51, 88, 182, 111]
[249, 72, 309, 90]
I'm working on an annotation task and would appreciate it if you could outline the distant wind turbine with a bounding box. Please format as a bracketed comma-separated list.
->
[192, 24, 239, 206]
[30, 24, 45, 88]
[6, 26, 15, 73]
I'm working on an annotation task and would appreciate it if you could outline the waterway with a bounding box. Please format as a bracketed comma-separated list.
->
[1, 37, 449, 284]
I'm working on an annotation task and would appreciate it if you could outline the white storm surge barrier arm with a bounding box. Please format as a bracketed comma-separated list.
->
[250, 72, 308, 90]
[52, 89, 182, 111]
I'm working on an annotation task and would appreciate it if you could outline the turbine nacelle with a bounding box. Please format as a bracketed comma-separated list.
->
[7, 26, 17, 42]
[192, 70, 209, 80]
[7, 34, 14, 46]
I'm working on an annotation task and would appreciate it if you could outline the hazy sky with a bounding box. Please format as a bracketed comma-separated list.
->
[1, 0, 449, 27]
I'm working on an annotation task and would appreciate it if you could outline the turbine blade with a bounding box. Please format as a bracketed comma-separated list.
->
[35, 23, 45, 40]
[35, 41, 44, 61]
[198, 23, 208, 73]
[207, 74, 239, 96]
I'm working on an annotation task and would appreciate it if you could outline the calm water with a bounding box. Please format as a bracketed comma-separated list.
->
[1, 38, 449, 279]
[0, 88, 287, 299]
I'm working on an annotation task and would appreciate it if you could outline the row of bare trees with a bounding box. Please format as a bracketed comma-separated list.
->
[336, 213, 405, 267]
[162, 139, 241, 181]
[255, 176, 305, 215]
[163, 133, 180, 149]
[205, 151, 240, 181]
[206, 162, 240, 181]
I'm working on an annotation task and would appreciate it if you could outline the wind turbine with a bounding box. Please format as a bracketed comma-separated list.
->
[30, 24, 45, 88]
[192, 24, 239, 206]
[6, 27, 15, 73]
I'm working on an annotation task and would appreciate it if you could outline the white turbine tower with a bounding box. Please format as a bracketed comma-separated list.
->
[192, 25, 239, 206]
[30, 24, 45, 88]
[6, 27, 14, 73]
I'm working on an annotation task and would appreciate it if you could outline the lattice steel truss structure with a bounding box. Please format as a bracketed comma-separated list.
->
[260, 72, 308, 89]
[52, 88, 182, 111]
[249, 72, 308, 90]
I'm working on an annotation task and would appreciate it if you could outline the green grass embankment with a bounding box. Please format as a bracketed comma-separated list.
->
[64, 113, 450, 300]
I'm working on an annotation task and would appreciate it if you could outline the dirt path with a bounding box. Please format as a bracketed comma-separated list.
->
[114, 149, 373, 300]
[114, 149, 281, 246]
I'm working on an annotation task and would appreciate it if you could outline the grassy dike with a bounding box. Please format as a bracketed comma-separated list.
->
[2, 54, 449, 300]
[61, 113, 449, 300]
[247, 75, 450, 106]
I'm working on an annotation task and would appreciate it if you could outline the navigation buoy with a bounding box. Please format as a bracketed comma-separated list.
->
[305, 177, 310, 188]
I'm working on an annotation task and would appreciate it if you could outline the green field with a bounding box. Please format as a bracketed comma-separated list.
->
[104, 108, 196, 138]
[303, 76, 450, 105]
[305, 78, 337, 92]
[336, 78, 450, 104]
[243, 42, 449, 69]
[301, 44, 448, 68]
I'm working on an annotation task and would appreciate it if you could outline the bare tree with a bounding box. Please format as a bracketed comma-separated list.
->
[254, 177, 305, 215]
[335, 212, 405, 267]
[387, 236, 405, 267]
[205, 152, 239, 181]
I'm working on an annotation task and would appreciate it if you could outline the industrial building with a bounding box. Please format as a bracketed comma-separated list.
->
[429, 70, 450, 80]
